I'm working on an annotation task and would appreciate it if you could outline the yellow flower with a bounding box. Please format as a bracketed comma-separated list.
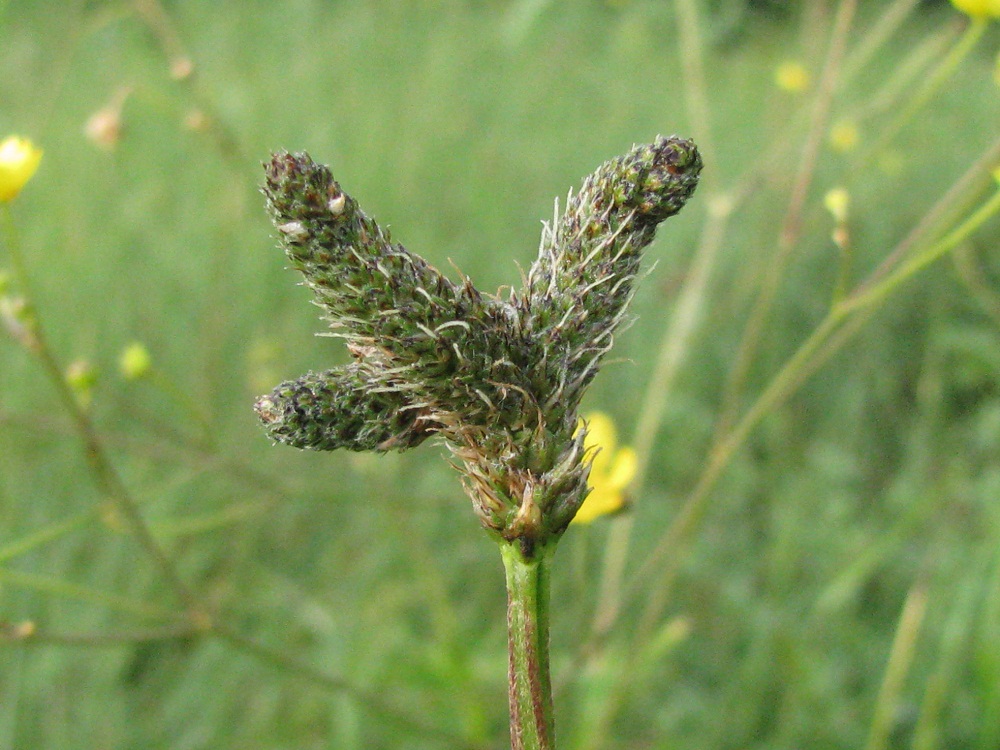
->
[573, 412, 638, 524]
[823, 188, 850, 224]
[949, 0, 1000, 18]
[0, 136, 42, 203]
[119, 342, 153, 380]
[774, 61, 810, 93]
[828, 120, 860, 154]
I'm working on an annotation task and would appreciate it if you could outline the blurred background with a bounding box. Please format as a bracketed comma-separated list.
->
[2, 1, 999, 748]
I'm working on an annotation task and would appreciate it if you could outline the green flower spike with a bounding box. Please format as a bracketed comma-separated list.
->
[257, 136, 701, 548]
[256, 136, 700, 750]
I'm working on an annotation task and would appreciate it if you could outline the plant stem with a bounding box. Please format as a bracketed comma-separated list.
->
[867, 15, 986, 159]
[501, 540, 556, 750]
[1, 205, 205, 623]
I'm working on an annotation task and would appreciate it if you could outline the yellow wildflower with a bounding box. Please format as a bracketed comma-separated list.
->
[0, 136, 42, 203]
[774, 61, 810, 93]
[823, 188, 850, 224]
[119, 342, 153, 380]
[949, 0, 1000, 18]
[573, 412, 637, 524]
[828, 120, 860, 154]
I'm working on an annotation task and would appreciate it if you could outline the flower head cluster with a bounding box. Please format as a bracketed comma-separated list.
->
[0, 136, 42, 203]
[256, 138, 701, 551]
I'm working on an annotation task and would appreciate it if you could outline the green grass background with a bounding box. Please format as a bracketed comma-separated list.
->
[2, 1, 1000, 748]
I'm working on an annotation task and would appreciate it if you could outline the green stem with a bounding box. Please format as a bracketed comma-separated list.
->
[1, 204, 205, 623]
[868, 15, 986, 158]
[501, 540, 556, 750]
[843, 185, 1000, 316]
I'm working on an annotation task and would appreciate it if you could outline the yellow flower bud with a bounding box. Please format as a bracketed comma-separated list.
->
[120, 342, 153, 380]
[774, 61, 810, 93]
[828, 120, 860, 154]
[949, 0, 1000, 19]
[66, 359, 97, 409]
[0, 136, 42, 203]
[823, 188, 850, 224]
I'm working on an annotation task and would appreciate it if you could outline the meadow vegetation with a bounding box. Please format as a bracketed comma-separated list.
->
[1, 1, 999, 748]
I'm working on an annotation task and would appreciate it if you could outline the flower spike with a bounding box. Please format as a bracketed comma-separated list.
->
[257, 136, 701, 545]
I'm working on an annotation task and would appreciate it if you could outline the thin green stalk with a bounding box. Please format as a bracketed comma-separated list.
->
[148, 368, 217, 450]
[716, 0, 856, 434]
[501, 541, 556, 750]
[629, 184, 997, 635]
[132, 0, 245, 166]
[864, 570, 930, 750]
[585, 0, 722, 657]
[840, 0, 922, 84]
[843, 186, 1000, 316]
[0, 567, 175, 620]
[849, 24, 957, 124]
[212, 623, 492, 750]
[629, 137, 1000, 635]
[867, 15, 987, 159]
[953, 244, 1000, 327]
[831, 219, 853, 305]
[3, 622, 202, 646]
[856, 134, 1000, 297]
[0, 507, 98, 564]
[911, 552, 988, 750]
[588, 195, 730, 648]
[632, 312, 843, 638]
[777, 187, 997, 409]
[1, 205, 206, 624]
[0, 634, 25, 750]
[674, 0, 716, 158]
